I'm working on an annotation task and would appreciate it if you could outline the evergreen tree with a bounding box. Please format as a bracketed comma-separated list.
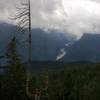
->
[4, 35, 27, 100]
[6, 36, 21, 66]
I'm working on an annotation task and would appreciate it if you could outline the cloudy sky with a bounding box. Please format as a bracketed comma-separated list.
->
[0, 0, 100, 39]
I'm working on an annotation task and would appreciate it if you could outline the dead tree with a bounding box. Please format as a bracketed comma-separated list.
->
[11, 0, 50, 99]
[11, 0, 33, 98]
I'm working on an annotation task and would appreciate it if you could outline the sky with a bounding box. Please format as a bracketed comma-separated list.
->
[0, 0, 100, 39]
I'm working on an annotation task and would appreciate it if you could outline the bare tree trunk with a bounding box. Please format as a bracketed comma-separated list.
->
[38, 95, 40, 100]
[11, 1, 50, 99]
[35, 94, 38, 100]
[28, 0, 32, 72]
[10, 0, 33, 98]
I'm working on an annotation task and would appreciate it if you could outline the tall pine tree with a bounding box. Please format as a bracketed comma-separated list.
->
[5, 35, 27, 100]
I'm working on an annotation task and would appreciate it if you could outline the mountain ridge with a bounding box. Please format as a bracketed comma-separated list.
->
[1, 22, 100, 62]
[61, 33, 100, 62]
[0, 22, 73, 62]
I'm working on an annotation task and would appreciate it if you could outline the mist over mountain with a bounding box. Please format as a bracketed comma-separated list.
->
[61, 33, 100, 62]
[0, 22, 74, 62]
[0, 22, 100, 63]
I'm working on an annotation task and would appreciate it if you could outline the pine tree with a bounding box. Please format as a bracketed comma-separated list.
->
[5, 35, 27, 100]
[6, 36, 21, 66]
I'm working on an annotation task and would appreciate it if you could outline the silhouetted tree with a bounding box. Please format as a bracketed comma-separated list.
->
[11, 0, 33, 98]
[4, 35, 27, 100]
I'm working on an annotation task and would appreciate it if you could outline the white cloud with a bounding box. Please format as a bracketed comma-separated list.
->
[0, 0, 100, 39]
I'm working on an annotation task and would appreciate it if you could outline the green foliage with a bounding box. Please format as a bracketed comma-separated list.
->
[1, 45, 100, 100]
[45, 63, 100, 100]
[6, 36, 21, 66]
[1, 36, 28, 100]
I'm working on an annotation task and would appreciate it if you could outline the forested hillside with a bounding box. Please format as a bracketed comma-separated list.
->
[1, 62, 100, 100]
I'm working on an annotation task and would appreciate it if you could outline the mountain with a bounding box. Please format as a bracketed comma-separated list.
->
[1, 22, 100, 63]
[61, 34, 100, 62]
[21, 28, 73, 61]
[0, 22, 16, 53]
[0, 22, 74, 62]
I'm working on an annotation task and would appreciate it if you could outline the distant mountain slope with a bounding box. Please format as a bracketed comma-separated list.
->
[1, 22, 100, 63]
[0, 22, 16, 53]
[0, 22, 73, 61]
[61, 34, 100, 62]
